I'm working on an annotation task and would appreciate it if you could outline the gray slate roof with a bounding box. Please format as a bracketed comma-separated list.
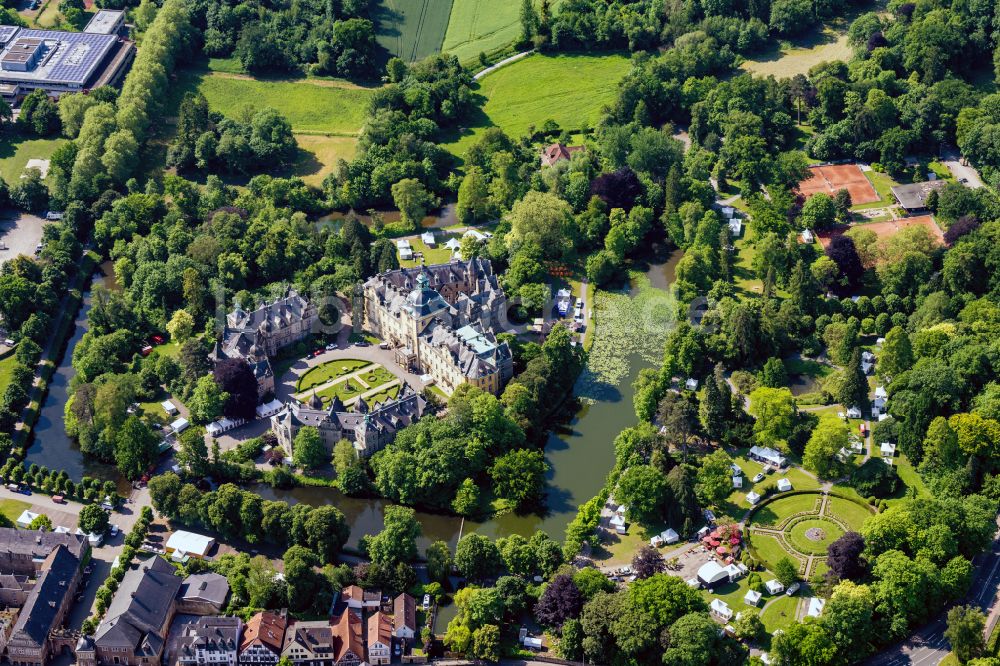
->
[180, 572, 230, 606]
[12, 545, 79, 645]
[95, 556, 182, 650]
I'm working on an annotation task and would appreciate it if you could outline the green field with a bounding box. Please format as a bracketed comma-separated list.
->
[761, 595, 800, 633]
[442, 0, 521, 63]
[442, 53, 631, 158]
[173, 70, 375, 136]
[0, 499, 30, 525]
[741, 33, 852, 78]
[0, 135, 69, 184]
[0, 353, 18, 400]
[375, 0, 454, 63]
[826, 496, 873, 531]
[751, 532, 804, 572]
[750, 494, 821, 528]
[787, 518, 844, 554]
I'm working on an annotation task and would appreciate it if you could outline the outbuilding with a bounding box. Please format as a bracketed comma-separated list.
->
[165, 530, 215, 560]
[660, 528, 679, 545]
[765, 580, 785, 595]
[710, 599, 733, 621]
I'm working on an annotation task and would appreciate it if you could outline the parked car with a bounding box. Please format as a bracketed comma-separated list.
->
[150, 334, 164, 344]
[422, 594, 431, 610]
[379, 342, 390, 350]
[355, 341, 370, 347]
[325, 343, 338, 350]
[752, 472, 765, 483]
[786, 582, 801, 596]
[960, 177, 969, 184]
[51, 495, 64, 504]
[44, 211, 64, 221]
[110, 525, 120, 537]
[312, 349, 323, 357]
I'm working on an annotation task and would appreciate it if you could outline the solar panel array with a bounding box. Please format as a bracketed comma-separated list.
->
[0, 26, 18, 45]
[0, 27, 117, 85]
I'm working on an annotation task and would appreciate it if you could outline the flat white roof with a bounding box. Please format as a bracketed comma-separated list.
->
[166, 530, 215, 556]
[698, 561, 728, 584]
[160, 400, 177, 413]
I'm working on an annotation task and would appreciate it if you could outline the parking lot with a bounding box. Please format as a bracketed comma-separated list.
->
[0, 211, 48, 266]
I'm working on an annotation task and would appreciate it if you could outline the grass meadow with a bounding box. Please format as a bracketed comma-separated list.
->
[442, 0, 520, 63]
[0, 135, 69, 184]
[375, 0, 453, 63]
[172, 70, 375, 135]
[442, 52, 631, 159]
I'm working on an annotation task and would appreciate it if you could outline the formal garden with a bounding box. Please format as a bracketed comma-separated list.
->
[746, 492, 875, 577]
[294, 359, 402, 409]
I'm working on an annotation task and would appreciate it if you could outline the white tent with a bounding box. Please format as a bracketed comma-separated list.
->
[746, 491, 761, 505]
[420, 231, 436, 246]
[744, 589, 762, 606]
[444, 238, 462, 251]
[881, 442, 897, 457]
[660, 528, 679, 544]
[160, 400, 178, 415]
[728, 218, 742, 237]
[732, 475, 743, 489]
[807, 597, 826, 618]
[256, 399, 284, 418]
[777, 478, 792, 492]
[765, 580, 784, 595]
[686, 578, 701, 589]
[749, 446, 786, 467]
[15, 510, 38, 528]
[609, 514, 627, 534]
[710, 599, 733, 621]
[685, 378, 699, 391]
[847, 406, 863, 419]
[166, 530, 215, 559]
[649, 535, 664, 547]
[170, 417, 189, 433]
[801, 229, 814, 243]
[697, 561, 729, 587]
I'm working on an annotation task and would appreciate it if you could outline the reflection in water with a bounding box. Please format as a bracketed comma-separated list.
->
[254, 252, 683, 551]
[26, 272, 128, 493]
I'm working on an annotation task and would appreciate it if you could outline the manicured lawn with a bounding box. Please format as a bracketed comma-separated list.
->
[428, 384, 449, 400]
[316, 377, 366, 403]
[171, 69, 376, 135]
[442, 53, 631, 159]
[359, 366, 396, 389]
[442, 0, 521, 63]
[139, 400, 169, 423]
[0, 353, 18, 399]
[826, 496, 874, 531]
[787, 518, 844, 555]
[894, 453, 930, 497]
[297, 359, 372, 392]
[366, 384, 401, 405]
[0, 499, 30, 524]
[150, 340, 182, 360]
[399, 234, 460, 268]
[761, 595, 800, 634]
[702, 576, 754, 610]
[375, 0, 453, 62]
[750, 494, 822, 528]
[0, 135, 69, 184]
[750, 533, 804, 573]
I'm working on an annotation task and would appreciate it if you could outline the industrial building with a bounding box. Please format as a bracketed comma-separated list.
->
[0, 12, 132, 103]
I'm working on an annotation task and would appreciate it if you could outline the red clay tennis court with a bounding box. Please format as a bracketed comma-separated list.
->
[816, 216, 945, 249]
[798, 164, 880, 205]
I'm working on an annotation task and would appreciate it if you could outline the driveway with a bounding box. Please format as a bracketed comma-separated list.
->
[941, 150, 984, 189]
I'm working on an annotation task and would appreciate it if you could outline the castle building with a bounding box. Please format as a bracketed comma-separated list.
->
[271, 386, 425, 459]
[362, 259, 513, 395]
[212, 289, 318, 400]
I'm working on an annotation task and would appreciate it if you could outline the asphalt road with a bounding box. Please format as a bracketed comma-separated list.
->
[866, 521, 1000, 665]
